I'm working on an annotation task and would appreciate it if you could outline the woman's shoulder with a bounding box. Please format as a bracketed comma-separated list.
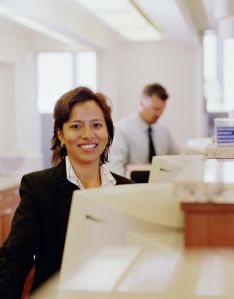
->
[111, 172, 134, 185]
[22, 166, 56, 181]
[21, 160, 65, 186]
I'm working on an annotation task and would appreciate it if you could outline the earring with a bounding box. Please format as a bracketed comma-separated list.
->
[61, 142, 65, 148]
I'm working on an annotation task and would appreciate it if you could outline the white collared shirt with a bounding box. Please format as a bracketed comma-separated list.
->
[109, 113, 179, 176]
[65, 156, 116, 189]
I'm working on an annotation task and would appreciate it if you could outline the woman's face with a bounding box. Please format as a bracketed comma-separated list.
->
[58, 100, 109, 166]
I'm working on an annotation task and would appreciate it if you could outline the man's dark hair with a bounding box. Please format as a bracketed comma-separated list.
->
[143, 83, 169, 101]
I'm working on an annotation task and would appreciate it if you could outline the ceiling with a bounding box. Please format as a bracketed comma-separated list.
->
[0, 0, 226, 48]
[134, 0, 216, 46]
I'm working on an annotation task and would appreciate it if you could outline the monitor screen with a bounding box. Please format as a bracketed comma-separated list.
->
[59, 183, 183, 290]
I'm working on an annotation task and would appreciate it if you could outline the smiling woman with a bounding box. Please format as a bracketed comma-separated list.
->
[0, 86, 133, 299]
[51, 87, 115, 188]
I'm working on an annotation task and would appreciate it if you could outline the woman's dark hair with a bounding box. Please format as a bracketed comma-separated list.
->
[143, 83, 169, 101]
[51, 86, 114, 166]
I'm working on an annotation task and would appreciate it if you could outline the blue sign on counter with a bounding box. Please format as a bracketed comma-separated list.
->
[217, 127, 234, 144]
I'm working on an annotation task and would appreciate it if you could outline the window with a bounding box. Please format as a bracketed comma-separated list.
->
[223, 38, 234, 111]
[203, 30, 234, 112]
[203, 30, 222, 112]
[37, 51, 97, 113]
[76, 52, 96, 90]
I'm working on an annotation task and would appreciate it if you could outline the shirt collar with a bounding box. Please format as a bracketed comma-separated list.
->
[136, 112, 159, 131]
[136, 112, 150, 131]
[65, 156, 116, 189]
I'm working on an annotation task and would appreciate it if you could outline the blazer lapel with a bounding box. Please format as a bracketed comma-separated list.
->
[55, 159, 79, 209]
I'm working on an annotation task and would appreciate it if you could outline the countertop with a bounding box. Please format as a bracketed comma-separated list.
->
[0, 175, 21, 191]
[173, 157, 234, 203]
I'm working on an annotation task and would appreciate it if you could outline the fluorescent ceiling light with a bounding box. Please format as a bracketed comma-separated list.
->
[76, 0, 162, 41]
[0, 5, 76, 44]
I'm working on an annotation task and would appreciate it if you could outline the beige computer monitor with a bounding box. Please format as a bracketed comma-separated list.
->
[59, 183, 182, 292]
[149, 155, 202, 183]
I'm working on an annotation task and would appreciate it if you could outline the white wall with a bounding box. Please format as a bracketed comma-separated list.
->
[0, 62, 15, 152]
[0, 19, 33, 62]
[0, 14, 205, 164]
[97, 37, 120, 120]
[98, 40, 204, 148]
[14, 56, 41, 153]
[0, 18, 42, 163]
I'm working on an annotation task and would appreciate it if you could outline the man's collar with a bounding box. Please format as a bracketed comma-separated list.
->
[136, 112, 150, 130]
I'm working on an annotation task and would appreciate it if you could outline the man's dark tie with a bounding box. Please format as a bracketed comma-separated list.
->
[147, 126, 156, 163]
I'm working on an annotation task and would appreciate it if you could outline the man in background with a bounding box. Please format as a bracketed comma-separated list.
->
[109, 83, 179, 176]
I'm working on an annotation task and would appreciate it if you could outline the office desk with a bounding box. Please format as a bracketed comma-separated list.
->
[32, 158, 234, 299]
[174, 158, 234, 247]
[32, 231, 234, 299]
[0, 176, 20, 244]
[181, 137, 212, 155]
[174, 158, 234, 203]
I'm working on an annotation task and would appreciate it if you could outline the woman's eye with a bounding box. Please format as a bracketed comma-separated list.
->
[71, 124, 80, 129]
[93, 123, 102, 128]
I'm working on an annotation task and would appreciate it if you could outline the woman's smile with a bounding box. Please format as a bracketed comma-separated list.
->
[78, 143, 98, 152]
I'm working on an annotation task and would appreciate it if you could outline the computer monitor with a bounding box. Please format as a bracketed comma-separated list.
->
[59, 183, 183, 292]
[149, 155, 202, 183]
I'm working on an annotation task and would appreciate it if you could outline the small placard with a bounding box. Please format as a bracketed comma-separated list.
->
[215, 118, 234, 146]
[217, 127, 234, 144]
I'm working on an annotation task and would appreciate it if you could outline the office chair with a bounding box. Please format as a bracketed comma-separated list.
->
[125, 164, 151, 183]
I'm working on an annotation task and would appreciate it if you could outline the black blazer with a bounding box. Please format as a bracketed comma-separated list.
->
[0, 159, 133, 299]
